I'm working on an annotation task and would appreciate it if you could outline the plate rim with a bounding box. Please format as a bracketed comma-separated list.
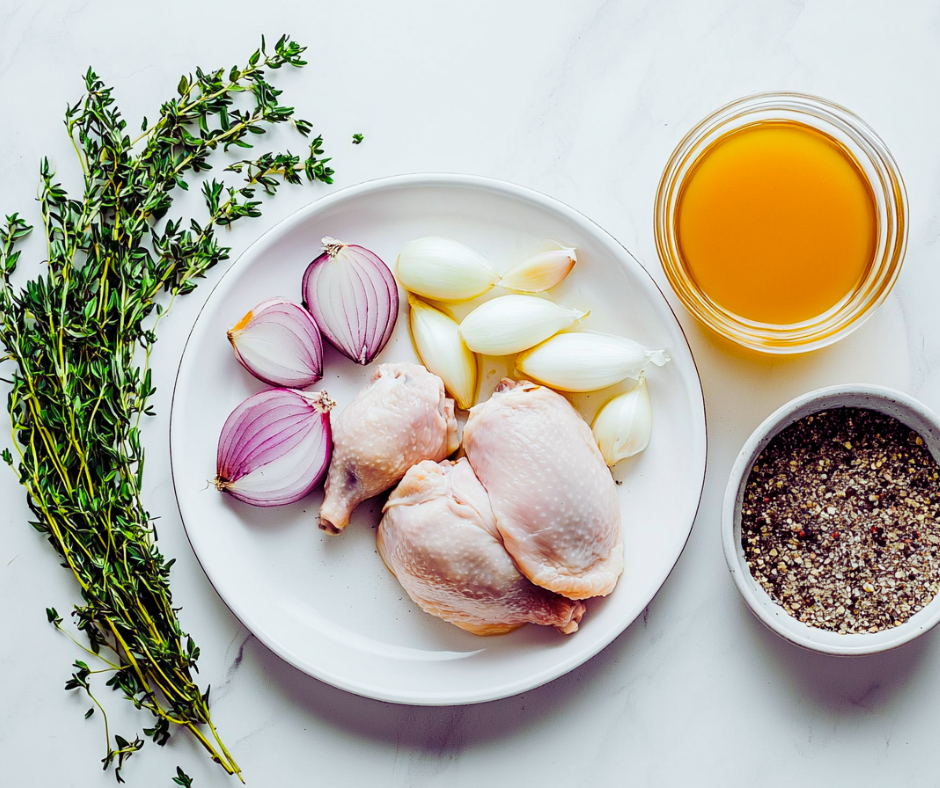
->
[169, 171, 709, 705]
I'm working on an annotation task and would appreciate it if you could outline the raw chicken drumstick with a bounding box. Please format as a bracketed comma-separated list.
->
[378, 458, 586, 635]
[462, 379, 623, 599]
[319, 362, 459, 533]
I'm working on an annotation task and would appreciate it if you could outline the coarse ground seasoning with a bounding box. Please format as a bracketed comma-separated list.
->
[741, 407, 940, 633]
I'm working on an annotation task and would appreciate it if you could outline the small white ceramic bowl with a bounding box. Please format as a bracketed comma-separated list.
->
[722, 384, 940, 655]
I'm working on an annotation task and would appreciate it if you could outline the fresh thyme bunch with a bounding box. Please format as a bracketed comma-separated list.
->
[0, 36, 334, 783]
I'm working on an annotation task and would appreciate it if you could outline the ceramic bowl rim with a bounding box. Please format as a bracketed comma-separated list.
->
[722, 383, 940, 656]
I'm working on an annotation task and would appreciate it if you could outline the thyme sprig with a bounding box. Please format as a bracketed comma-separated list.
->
[0, 36, 334, 783]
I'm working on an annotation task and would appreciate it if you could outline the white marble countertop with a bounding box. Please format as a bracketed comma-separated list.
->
[2, 2, 939, 785]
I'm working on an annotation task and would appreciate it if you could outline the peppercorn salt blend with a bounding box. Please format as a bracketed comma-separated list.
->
[741, 407, 940, 634]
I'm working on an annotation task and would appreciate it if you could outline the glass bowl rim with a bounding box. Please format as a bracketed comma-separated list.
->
[654, 91, 908, 354]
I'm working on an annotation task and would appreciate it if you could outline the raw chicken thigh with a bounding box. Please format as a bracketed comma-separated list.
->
[319, 362, 459, 533]
[378, 458, 586, 635]
[463, 379, 623, 599]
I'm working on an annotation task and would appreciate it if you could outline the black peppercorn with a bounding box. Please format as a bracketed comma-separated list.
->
[741, 407, 940, 634]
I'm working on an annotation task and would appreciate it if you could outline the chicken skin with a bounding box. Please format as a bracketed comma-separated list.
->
[462, 379, 623, 599]
[319, 363, 459, 533]
[378, 458, 586, 635]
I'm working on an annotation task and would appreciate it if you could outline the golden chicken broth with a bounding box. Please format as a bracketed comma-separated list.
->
[675, 120, 877, 325]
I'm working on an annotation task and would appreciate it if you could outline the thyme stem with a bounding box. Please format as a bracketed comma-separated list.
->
[0, 35, 335, 783]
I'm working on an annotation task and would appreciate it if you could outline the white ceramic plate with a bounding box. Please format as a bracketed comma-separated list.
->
[170, 173, 707, 705]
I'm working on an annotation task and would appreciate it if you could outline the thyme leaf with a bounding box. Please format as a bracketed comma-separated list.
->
[0, 35, 334, 782]
[173, 766, 195, 787]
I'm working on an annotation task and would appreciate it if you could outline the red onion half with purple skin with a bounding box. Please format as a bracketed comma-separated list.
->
[302, 237, 399, 365]
[215, 388, 335, 507]
[227, 298, 324, 388]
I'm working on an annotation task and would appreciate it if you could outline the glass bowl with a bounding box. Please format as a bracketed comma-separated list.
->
[722, 385, 940, 655]
[655, 92, 907, 354]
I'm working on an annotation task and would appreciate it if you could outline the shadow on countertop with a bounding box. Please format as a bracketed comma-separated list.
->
[244, 604, 646, 754]
[747, 609, 938, 716]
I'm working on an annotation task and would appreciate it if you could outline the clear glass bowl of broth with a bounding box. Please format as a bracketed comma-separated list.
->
[655, 92, 907, 353]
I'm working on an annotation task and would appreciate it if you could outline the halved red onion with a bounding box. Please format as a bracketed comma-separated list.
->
[227, 298, 324, 388]
[302, 237, 399, 365]
[215, 388, 335, 507]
